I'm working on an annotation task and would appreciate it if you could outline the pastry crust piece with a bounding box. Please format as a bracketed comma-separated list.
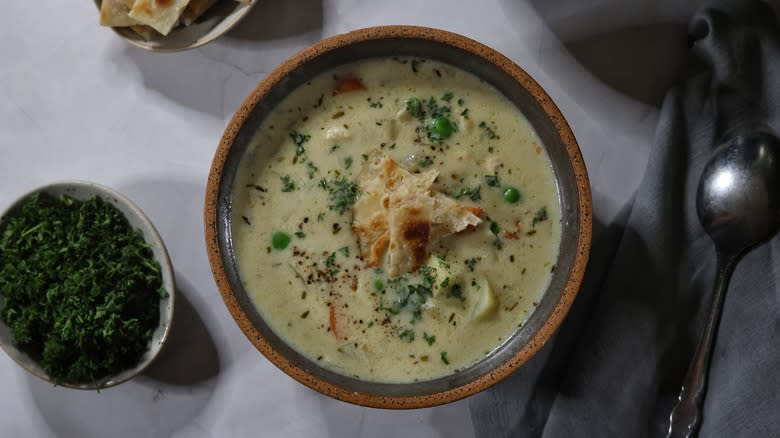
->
[100, 0, 140, 27]
[181, 0, 218, 26]
[352, 151, 482, 277]
[129, 0, 193, 35]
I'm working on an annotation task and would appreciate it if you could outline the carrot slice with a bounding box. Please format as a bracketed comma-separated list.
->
[457, 205, 486, 234]
[503, 231, 521, 240]
[462, 205, 486, 218]
[333, 76, 365, 95]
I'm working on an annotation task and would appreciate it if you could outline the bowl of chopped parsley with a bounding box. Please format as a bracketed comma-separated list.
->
[0, 181, 175, 389]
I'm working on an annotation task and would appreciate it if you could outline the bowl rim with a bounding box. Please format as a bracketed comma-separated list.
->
[0, 179, 176, 389]
[92, 0, 258, 53]
[205, 25, 592, 408]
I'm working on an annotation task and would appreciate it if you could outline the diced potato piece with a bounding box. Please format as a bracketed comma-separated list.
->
[472, 279, 499, 321]
[396, 107, 412, 121]
[459, 116, 474, 134]
[325, 125, 351, 141]
[386, 119, 398, 141]
[485, 157, 501, 174]
[425, 256, 465, 298]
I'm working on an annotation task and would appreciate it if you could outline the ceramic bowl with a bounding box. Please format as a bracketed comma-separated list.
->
[205, 26, 591, 408]
[93, 0, 257, 52]
[0, 180, 175, 389]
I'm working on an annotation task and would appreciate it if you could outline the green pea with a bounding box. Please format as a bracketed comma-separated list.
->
[271, 232, 291, 250]
[503, 187, 521, 203]
[429, 116, 454, 140]
[374, 279, 384, 292]
[405, 98, 424, 119]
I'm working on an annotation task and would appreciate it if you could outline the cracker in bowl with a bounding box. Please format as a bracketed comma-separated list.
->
[99, 0, 244, 38]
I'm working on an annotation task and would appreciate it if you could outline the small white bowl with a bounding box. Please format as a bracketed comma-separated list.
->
[0, 180, 175, 389]
[94, 0, 257, 52]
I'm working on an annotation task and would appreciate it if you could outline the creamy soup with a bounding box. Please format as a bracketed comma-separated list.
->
[232, 57, 561, 382]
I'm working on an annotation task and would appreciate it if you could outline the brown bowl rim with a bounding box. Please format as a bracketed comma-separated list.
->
[205, 25, 592, 409]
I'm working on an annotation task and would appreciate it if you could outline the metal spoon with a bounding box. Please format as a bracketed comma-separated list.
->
[666, 130, 780, 438]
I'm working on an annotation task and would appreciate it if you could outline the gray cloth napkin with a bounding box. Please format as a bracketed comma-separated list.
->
[469, 1, 780, 436]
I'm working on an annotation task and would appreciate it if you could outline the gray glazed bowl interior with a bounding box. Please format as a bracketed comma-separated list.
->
[0, 181, 175, 389]
[212, 33, 587, 403]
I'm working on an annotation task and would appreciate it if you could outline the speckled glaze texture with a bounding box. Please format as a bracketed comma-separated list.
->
[205, 26, 592, 409]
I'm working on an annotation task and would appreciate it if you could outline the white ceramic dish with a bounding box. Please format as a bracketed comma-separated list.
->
[0, 180, 175, 389]
[94, 0, 257, 52]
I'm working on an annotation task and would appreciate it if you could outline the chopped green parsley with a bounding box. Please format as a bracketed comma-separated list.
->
[319, 177, 359, 215]
[281, 175, 296, 192]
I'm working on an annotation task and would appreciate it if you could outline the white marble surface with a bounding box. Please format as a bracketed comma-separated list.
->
[1, 0, 704, 436]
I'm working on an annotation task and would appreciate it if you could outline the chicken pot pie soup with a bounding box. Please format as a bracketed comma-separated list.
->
[232, 57, 561, 382]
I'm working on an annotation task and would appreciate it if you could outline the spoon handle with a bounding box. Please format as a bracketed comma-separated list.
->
[666, 253, 736, 438]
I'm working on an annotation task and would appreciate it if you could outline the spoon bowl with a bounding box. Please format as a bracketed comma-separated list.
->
[668, 130, 780, 438]
[696, 131, 780, 254]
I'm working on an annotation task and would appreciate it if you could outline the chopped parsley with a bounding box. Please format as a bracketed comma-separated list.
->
[405, 98, 425, 120]
[419, 157, 434, 168]
[419, 266, 437, 288]
[454, 186, 481, 202]
[411, 59, 423, 73]
[489, 220, 504, 249]
[532, 207, 548, 226]
[441, 92, 454, 102]
[294, 231, 306, 238]
[369, 100, 383, 108]
[319, 177, 359, 215]
[440, 351, 450, 365]
[479, 121, 499, 139]
[338, 246, 350, 257]
[344, 156, 353, 169]
[280, 175, 296, 192]
[324, 252, 338, 278]
[290, 130, 311, 161]
[423, 332, 436, 346]
[399, 329, 415, 343]
[485, 174, 500, 187]
[306, 162, 318, 179]
[490, 221, 501, 235]
[426, 97, 451, 119]
[448, 284, 464, 300]
[384, 273, 435, 323]
[465, 257, 480, 272]
[0, 194, 165, 384]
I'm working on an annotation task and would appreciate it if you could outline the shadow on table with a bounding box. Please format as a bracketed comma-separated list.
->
[111, 0, 324, 118]
[117, 176, 223, 387]
[142, 276, 221, 386]
[227, 0, 324, 41]
[309, 391, 475, 438]
[502, 0, 698, 107]
[24, 280, 219, 438]
[114, 45, 229, 118]
[23, 177, 223, 437]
